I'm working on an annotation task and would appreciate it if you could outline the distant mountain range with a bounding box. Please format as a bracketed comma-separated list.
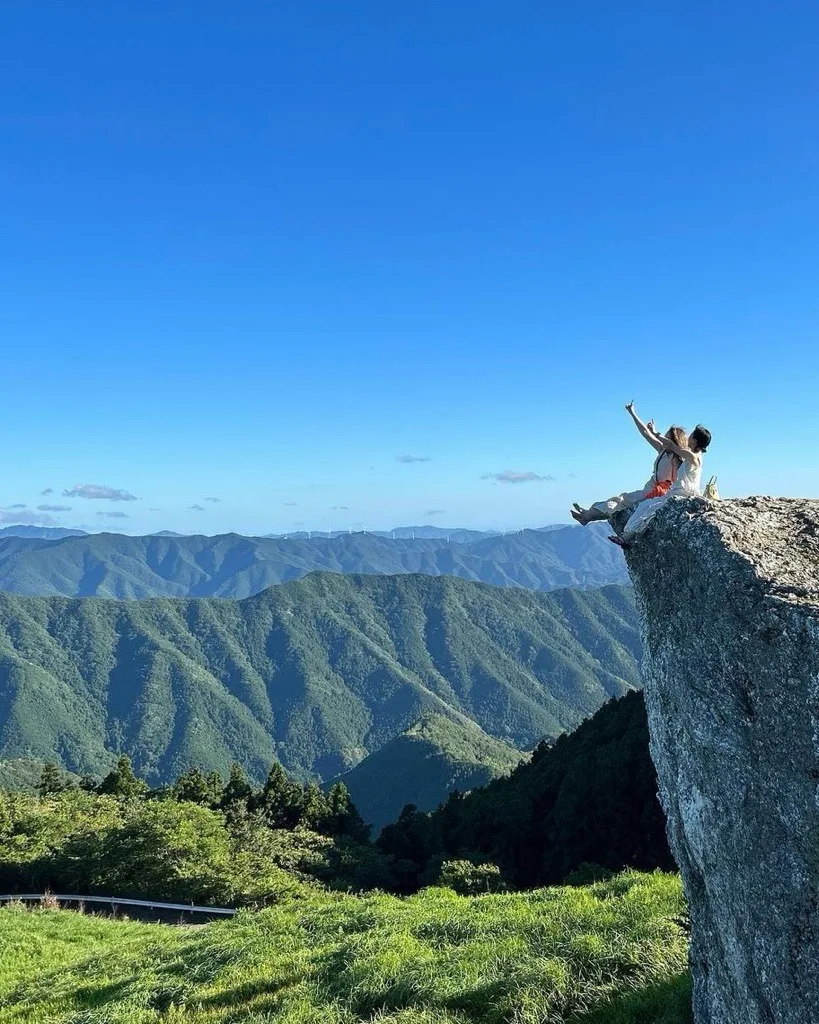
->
[335, 714, 527, 831]
[0, 524, 625, 599]
[0, 526, 88, 540]
[0, 573, 639, 784]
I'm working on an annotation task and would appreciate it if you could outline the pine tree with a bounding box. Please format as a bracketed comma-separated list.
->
[221, 763, 252, 808]
[172, 767, 211, 805]
[205, 771, 224, 807]
[37, 762, 66, 796]
[325, 781, 370, 842]
[300, 782, 330, 831]
[255, 762, 304, 829]
[97, 754, 147, 799]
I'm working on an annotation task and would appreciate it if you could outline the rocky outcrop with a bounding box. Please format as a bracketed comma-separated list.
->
[621, 497, 819, 1024]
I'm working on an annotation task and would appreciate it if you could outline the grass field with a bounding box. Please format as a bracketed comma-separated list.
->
[0, 871, 691, 1024]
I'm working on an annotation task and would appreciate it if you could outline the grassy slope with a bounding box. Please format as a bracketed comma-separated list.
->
[337, 714, 527, 831]
[0, 575, 639, 784]
[0, 871, 691, 1024]
[0, 525, 627, 599]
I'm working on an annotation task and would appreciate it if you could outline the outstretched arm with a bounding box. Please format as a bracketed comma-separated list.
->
[625, 401, 664, 452]
[655, 433, 698, 465]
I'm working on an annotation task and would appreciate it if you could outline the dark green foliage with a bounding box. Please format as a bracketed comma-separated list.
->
[36, 762, 70, 796]
[336, 714, 526, 832]
[325, 781, 370, 842]
[378, 691, 674, 889]
[254, 763, 305, 829]
[222, 762, 252, 805]
[97, 755, 147, 800]
[0, 525, 627, 599]
[171, 766, 223, 806]
[0, 574, 640, 784]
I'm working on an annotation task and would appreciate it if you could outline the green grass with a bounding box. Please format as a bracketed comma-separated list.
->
[0, 870, 691, 1024]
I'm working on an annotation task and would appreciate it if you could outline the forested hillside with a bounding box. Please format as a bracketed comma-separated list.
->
[0, 525, 626, 599]
[0, 574, 639, 784]
[335, 714, 527, 830]
[378, 690, 673, 888]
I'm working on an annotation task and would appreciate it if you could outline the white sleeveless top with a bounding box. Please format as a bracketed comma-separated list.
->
[670, 453, 703, 497]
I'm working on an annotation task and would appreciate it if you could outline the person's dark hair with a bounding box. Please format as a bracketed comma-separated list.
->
[690, 425, 711, 452]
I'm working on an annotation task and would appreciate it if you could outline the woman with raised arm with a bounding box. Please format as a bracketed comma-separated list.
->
[609, 423, 712, 547]
[571, 401, 687, 526]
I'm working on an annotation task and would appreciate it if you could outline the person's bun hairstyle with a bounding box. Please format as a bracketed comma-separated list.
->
[691, 425, 711, 452]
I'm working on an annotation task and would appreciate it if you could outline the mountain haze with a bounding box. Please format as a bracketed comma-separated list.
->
[0, 525, 626, 599]
[0, 574, 639, 785]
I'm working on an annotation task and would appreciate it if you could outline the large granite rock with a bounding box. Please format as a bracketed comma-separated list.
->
[620, 497, 819, 1024]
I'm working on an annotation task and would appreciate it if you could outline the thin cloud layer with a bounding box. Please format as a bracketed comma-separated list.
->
[6, 504, 27, 510]
[330, 505, 349, 511]
[38, 504, 72, 512]
[96, 511, 129, 519]
[205, 496, 222, 503]
[482, 471, 555, 484]
[426, 509, 446, 516]
[0, 508, 57, 526]
[283, 502, 298, 507]
[40, 488, 54, 496]
[189, 504, 205, 511]
[64, 484, 138, 501]
[397, 454, 432, 464]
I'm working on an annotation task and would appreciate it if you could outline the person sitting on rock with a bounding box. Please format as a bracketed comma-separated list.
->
[609, 424, 712, 547]
[571, 401, 687, 526]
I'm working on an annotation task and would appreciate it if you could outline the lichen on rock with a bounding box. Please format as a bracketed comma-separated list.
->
[622, 497, 819, 1024]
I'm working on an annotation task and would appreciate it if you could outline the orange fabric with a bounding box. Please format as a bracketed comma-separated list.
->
[644, 479, 672, 500]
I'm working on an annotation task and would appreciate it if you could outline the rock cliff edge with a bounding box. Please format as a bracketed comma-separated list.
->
[622, 497, 819, 1024]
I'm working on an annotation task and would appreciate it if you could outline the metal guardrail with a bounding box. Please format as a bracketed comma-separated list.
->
[0, 893, 237, 915]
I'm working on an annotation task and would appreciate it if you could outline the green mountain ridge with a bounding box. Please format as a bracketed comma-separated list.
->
[0, 525, 627, 599]
[378, 690, 674, 889]
[335, 713, 527, 831]
[0, 573, 640, 784]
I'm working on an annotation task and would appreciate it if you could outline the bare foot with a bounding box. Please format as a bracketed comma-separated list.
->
[572, 503, 584, 513]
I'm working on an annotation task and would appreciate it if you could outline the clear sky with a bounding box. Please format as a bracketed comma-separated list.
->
[2, 2, 818, 535]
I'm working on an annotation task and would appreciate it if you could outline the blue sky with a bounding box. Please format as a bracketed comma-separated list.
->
[2, 2, 818, 535]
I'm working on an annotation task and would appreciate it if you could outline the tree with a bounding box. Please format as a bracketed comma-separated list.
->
[172, 767, 212, 805]
[300, 783, 330, 831]
[222, 763, 252, 808]
[78, 774, 98, 792]
[254, 763, 304, 829]
[97, 755, 147, 799]
[37, 762, 67, 797]
[325, 782, 370, 842]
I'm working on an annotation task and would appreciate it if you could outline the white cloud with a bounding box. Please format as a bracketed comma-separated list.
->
[189, 504, 205, 511]
[96, 511, 129, 519]
[64, 484, 138, 501]
[397, 454, 432, 464]
[205, 496, 222, 503]
[482, 471, 555, 485]
[37, 504, 72, 512]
